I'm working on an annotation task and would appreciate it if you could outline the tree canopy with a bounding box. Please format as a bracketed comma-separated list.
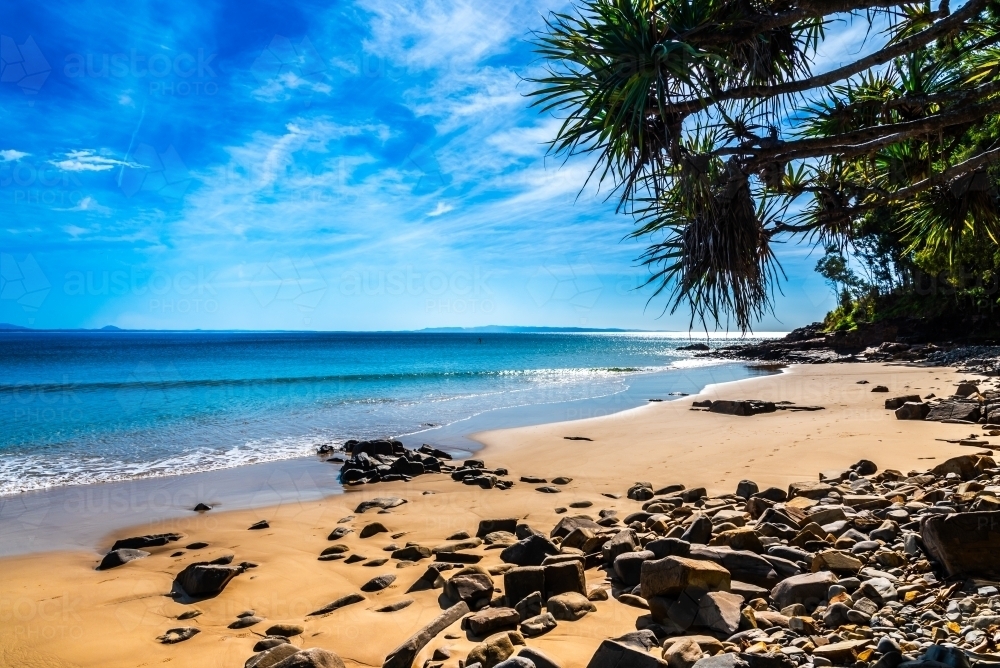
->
[530, 0, 1000, 331]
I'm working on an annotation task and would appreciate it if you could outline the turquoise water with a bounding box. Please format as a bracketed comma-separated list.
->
[0, 331, 776, 494]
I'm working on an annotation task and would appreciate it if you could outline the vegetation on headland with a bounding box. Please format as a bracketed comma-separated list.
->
[531, 0, 1000, 335]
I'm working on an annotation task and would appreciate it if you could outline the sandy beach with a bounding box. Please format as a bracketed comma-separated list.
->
[0, 362, 986, 668]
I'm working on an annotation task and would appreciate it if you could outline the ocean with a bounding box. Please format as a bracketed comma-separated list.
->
[0, 330, 780, 496]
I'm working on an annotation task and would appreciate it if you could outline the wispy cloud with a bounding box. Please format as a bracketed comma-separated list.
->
[427, 202, 454, 216]
[54, 196, 113, 215]
[49, 150, 142, 172]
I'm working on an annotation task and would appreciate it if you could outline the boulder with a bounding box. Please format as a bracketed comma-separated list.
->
[931, 455, 996, 481]
[360, 522, 389, 538]
[694, 591, 744, 634]
[517, 648, 562, 668]
[926, 401, 981, 422]
[811, 550, 863, 575]
[585, 640, 669, 668]
[770, 571, 838, 610]
[392, 546, 431, 562]
[444, 567, 494, 606]
[885, 395, 922, 410]
[478, 518, 519, 538]
[921, 511, 1000, 577]
[550, 515, 602, 539]
[546, 591, 596, 621]
[270, 648, 346, 668]
[520, 612, 557, 637]
[615, 550, 654, 587]
[692, 656, 748, 668]
[467, 631, 522, 668]
[894, 402, 930, 420]
[174, 562, 244, 598]
[664, 638, 705, 668]
[787, 481, 833, 500]
[640, 556, 731, 599]
[246, 643, 300, 668]
[515, 591, 542, 620]
[501, 535, 559, 566]
[266, 623, 304, 637]
[360, 574, 396, 592]
[111, 533, 182, 550]
[381, 600, 470, 668]
[355, 497, 406, 513]
[543, 560, 586, 599]
[681, 515, 713, 544]
[468, 607, 520, 636]
[709, 400, 776, 416]
[98, 548, 150, 570]
[505, 567, 546, 607]
[689, 546, 779, 588]
[736, 480, 759, 499]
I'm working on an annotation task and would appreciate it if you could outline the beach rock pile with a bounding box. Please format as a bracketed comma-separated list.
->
[925, 347, 1000, 375]
[887, 378, 1000, 426]
[350, 454, 1000, 668]
[331, 439, 513, 490]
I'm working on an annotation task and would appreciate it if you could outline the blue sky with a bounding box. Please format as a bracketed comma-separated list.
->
[0, 0, 859, 332]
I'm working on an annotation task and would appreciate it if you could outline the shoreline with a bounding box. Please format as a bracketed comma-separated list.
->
[0, 361, 989, 668]
[0, 362, 763, 557]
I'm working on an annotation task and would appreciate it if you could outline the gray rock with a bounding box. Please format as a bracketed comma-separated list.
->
[174, 562, 244, 598]
[360, 573, 396, 592]
[246, 643, 300, 668]
[270, 648, 345, 668]
[515, 590, 542, 620]
[921, 510, 1000, 577]
[156, 627, 200, 644]
[770, 571, 838, 610]
[546, 591, 596, 621]
[585, 640, 668, 668]
[381, 601, 470, 668]
[614, 550, 654, 587]
[517, 648, 562, 668]
[520, 611, 557, 637]
[98, 548, 150, 570]
[682, 515, 714, 544]
[504, 566, 546, 608]
[692, 654, 750, 668]
[500, 535, 559, 566]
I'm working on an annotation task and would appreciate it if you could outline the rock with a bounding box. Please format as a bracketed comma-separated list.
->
[193, 503, 211, 511]
[585, 640, 669, 668]
[468, 607, 520, 636]
[681, 515, 713, 544]
[253, 638, 289, 652]
[228, 615, 263, 628]
[552, 476, 573, 484]
[615, 550, 654, 586]
[885, 395, 922, 409]
[695, 591, 744, 634]
[931, 454, 996, 481]
[247, 644, 302, 668]
[360, 574, 396, 592]
[811, 550, 863, 575]
[392, 545, 431, 561]
[265, 623, 303, 637]
[494, 659, 535, 668]
[328, 527, 352, 540]
[157, 627, 200, 644]
[515, 590, 542, 619]
[381, 600, 470, 668]
[615, 630, 660, 651]
[467, 631, 520, 668]
[517, 648, 561, 668]
[692, 655, 748, 668]
[536, 486, 561, 493]
[500, 535, 559, 566]
[664, 638, 704, 668]
[174, 562, 244, 598]
[770, 571, 838, 610]
[550, 515, 602, 538]
[647, 538, 692, 559]
[519, 612, 557, 637]
[360, 522, 389, 538]
[618, 594, 648, 609]
[629, 483, 656, 501]
[640, 556, 731, 599]
[249, 520, 270, 530]
[111, 533, 182, 550]
[98, 548, 150, 570]
[505, 567, 546, 607]
[926, 401, 981, 422]
[478, 519, 518, 537]
[708, 400, 776, 416]
[544, 560, 586, 598]
[787, 481, 833, 500]
[709, 529, 763, 553]
[736, 480, 759, 499]
[894, 402, 930, 420]
[356, 497, 406, 513]
[308, 593, 365, 616]
[546, 591, 596, 621]
[921, 511, 1000, 577]
[375, 599, 414, 612]
[270, 648, 346, 668]
[871, 385, 889, 392]
[810, 640, 869, 664]
[444, 566, 494, 606]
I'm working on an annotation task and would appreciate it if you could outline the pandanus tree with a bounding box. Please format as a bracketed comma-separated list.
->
[530, 0, 1000, 330]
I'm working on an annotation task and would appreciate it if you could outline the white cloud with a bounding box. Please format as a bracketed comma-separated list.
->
[427, 202, 454, 216]
[118, 93, 135, 107]
[49, 149, 142, 172]
[0, 149, 29, 162]
[54, 195, 113, 215]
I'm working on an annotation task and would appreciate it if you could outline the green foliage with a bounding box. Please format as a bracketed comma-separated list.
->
[530, 0, 1000, 331]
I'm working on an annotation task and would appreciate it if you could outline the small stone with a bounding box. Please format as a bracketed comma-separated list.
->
[360, 522, 389, 538]
[519, 612, 557, 637]
[361, 574, 397, 592]
[546, 591, 596, 621]
[265, 623, 304, 637]
[157, 627, 200, 644]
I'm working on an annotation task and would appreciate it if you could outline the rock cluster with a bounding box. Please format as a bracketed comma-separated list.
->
[383, 454, 1000, 668]
[333, 439, 513, 490]
[886, 378, 1000, 427]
